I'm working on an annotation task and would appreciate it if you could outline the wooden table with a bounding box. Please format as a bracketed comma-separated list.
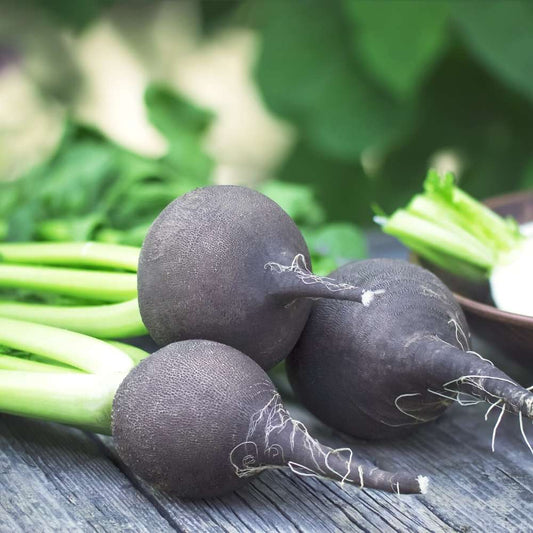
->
[1, 234, 532, 532]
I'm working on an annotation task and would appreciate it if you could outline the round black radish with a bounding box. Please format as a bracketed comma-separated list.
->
[287, 259, 533, 440]
[138, 186, 371, 370]
[112, 340, 427, 498]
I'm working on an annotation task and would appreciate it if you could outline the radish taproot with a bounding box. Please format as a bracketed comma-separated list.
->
[138, 185, 376, 369]
[287, 259, 533, 444]
[0, 323, 428, 496]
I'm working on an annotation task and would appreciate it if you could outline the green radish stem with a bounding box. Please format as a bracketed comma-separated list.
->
[0, 317, 134, 374]
[0, 355, 80, 373]
[0, 242, 140, 271]
[0, 242, 144, 336]
[106, 341, 149, 365]
[0, 298, 146, 338]
[0, 318, 139, 431]
[0, 342, 148, 372]
[0, 264, 137, 302]
[0, 370, 120, 433]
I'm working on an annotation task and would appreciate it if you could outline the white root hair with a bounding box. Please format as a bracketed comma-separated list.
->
[447, 317, 469, 351]
[441, 320, 493, 366]
[229, 391, 368, 489]
[358, 465, 364, 489]
[429, 375, 533, 453]
[518, 412, 533, 455]
[265, 254, 381, 306]
[324, 448, 353, 487]
[491, 405, 506, 452]
[394, 392, 443, 422]
[466, 350, 495, 366]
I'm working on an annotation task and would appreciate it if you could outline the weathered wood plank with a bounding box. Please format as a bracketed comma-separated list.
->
[0, 415, 176, 533]
[92, 400, 532, 533]
[3, 372, 529, 532]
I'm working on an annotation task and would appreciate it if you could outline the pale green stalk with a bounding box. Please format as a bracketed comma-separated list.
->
[0, 355, 80, 373]
[0, 317, 133, 373]
[107, 341, 149, 364]
[0, 371, 121, 433]
[380, 170, 525, 279]
[0, 264, 137, 302]
[383, 210, 495, 269]
[0, 298, 146, 338]
[0, 242, 140, 271]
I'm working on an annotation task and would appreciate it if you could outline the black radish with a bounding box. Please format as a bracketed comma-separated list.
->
[113, 340, 427, 496]
[138, 186, 376, 369]
[287, 259, 533, 445]
[0, 326, 428, 497]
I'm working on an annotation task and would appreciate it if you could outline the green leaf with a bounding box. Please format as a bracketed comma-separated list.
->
[2, 84, 215, 244]
[255, 0, 409, 161]
[29, 0, 113, 30]
[257, 181, 325, 226]
[144, 83, 214, 178]
[453, 2, 533, 101]
[521, 158, 533, 189]
[343, 0, 450, 98]
[307, 223, 367, 266]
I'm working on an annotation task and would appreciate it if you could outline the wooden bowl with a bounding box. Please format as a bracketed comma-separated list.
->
[415, 190, 533, 366]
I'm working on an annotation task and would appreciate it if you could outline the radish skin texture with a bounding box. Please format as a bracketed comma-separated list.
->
[112, 340, 426, 497]
[138, 186, 371, 369]
[287, 259, 533, 440]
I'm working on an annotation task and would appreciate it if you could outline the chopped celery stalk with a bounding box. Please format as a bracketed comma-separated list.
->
[0, 264, 137, 302]
[0, 242, 140, 272]
[383, 210, 495, 270]
[0, 298, 146, 338]
[0, 370, 121, 433]
[424, 170, 522, 252]
[107, 341, 150, 364]
[0, 317, 134, 374]
[0, 355, 80, 373]
[400, 236, 487, 281]
[407, 195, 501, 251]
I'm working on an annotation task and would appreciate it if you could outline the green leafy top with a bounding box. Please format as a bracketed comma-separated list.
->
[0, 84, 214, 246]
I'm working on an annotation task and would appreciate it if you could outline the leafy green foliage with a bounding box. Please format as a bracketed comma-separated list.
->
[144, 85, 214, 178]
[28, 0, 114, 30]
[0, 84, 213, 245]
[257, 181, 325, 227]
[254, 0, 533, 226]
[255, 1, 407, 162]
[343, 0, 450, 98]
[304, 223, 367, 276]
[453, 2, 533, 102]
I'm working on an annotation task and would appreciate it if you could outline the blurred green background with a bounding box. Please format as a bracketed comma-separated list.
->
[1, 0, 532, 273]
